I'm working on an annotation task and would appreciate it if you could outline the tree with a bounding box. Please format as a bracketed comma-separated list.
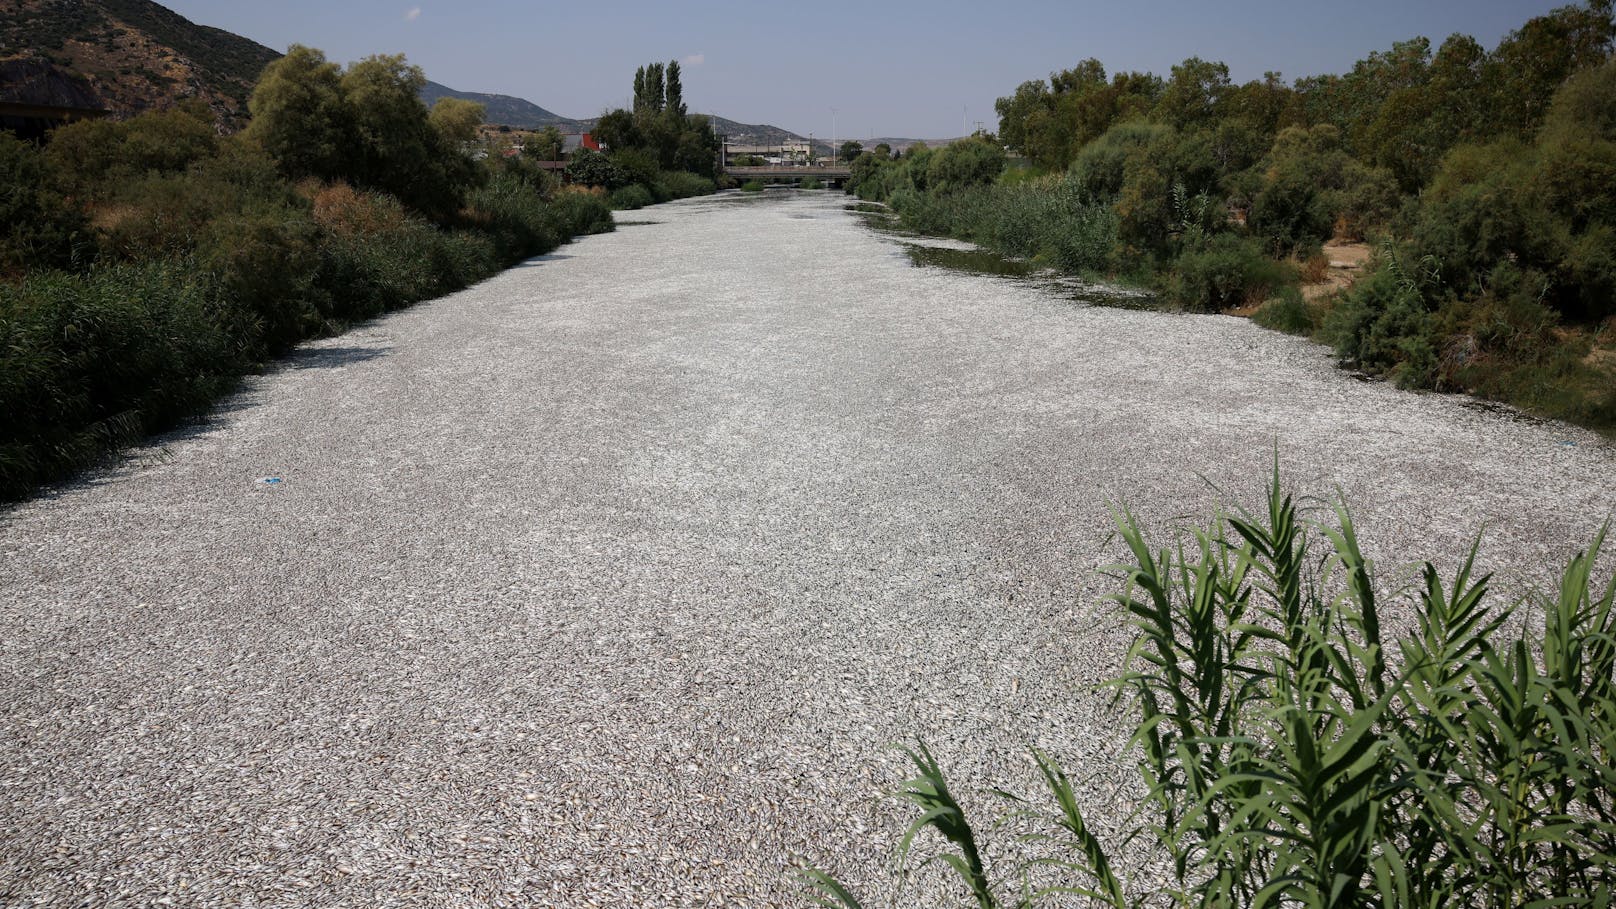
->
[1155, 57, 1232, 131]
[1487, 1, 1616, 137]
[839, 140, 863, 163]
[245, 44, 350, 182]
[246, 47, 479, 219]
[665, 60, 686, 120]
[565, 146, 622, 188]
[925, 135, 1005, 194]
[340, 54, 473, 219]
[46, 101, 219, 198]
[530, 125, 565, 161]
[429, 97, 485, 146]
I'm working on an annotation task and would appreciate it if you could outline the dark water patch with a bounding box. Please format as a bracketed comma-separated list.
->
[904, 243, 1039, 278]
[845, 202, 889, 214]
[899, 240, 1160, 309]
[613, 220, 663, 226]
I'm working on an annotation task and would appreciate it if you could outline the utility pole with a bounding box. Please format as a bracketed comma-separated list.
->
[831, 107, 837, 167]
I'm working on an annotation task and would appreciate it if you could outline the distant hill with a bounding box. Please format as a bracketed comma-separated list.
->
[0, 0, 279, 126]
[0, 0, 841, 147]
[419, 80, 582, 131]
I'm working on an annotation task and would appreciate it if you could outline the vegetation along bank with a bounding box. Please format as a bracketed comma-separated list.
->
[843, 2, 1616, 434]
[0, 48, 726, 503]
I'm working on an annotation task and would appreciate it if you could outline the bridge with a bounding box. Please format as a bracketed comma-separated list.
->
[724, 164, 852, 184]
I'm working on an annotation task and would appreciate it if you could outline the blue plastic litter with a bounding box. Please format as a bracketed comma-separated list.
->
[260, 477, 284, 485]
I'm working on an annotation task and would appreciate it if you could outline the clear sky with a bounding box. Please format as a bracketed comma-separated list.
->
[163, 0, 1572, 139]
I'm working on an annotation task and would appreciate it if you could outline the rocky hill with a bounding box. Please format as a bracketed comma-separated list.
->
[1, 0, 826, 146]
[0, 0, 279, 127]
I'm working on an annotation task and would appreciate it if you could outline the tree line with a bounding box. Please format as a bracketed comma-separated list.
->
[845, 1, 1616, 432]
[0, 46, 622, 501]
[566, 59, 724, 210]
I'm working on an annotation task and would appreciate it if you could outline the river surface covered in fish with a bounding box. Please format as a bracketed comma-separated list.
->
[2, 189, 1612, 907]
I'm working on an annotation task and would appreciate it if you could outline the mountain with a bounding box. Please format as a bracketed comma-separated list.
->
[419, 80, 582, 131]
[0, 0, 840, 148]
[0, 0, 279, 126]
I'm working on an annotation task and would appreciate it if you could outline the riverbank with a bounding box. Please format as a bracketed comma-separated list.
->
[848, 179, 1616, 437]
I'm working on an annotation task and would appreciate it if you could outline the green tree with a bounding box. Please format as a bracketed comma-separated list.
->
[1154, 57, 1231, 131]
[925, 135, 1005, 194]
[530, 125, 565, 161]
[428, 97, 485, 147]
[838, 140, 863, 163]
[665, 60, 686, 120]
[46, 101, 219, 198]
[340, 54, 475, 219]
[244, 44, 350, 183]
[1487, 1, 1615, 138]
[565, 146, 622, 188]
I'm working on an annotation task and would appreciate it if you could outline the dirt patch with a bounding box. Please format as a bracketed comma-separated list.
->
[1302, 240, 1372, 302]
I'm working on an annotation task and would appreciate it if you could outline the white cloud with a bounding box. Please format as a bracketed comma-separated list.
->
[404, 7, 422, 22]
[683, 53, 705, 66]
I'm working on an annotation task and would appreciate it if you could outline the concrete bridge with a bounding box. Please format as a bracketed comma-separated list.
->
[725, 164, 852, 185]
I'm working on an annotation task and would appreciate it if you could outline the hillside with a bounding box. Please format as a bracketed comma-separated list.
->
[1, 0, 831, 146]
[0, 0, 279, 126]
[420, 80, 581, 130]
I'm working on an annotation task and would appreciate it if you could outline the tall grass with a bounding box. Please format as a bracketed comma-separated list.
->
[808, 469, 1616, 908]
[887, 176, 1118, 275]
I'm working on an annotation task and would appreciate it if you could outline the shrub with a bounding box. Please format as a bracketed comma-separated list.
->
[566, 147, 622, 189]
[925, 136, 1006, 195]
[46, 102, 220, 199]
[799, 176, 824, 190]
[1323, 252, 1440, 387]
[610, 184, 655, 210]
[197, 210, 320, 355]
[1251, 286, 1317, 334]
[741, 179, 766, 192]
[0, 133, 93, 275]
[654, 170, 715, 200]
[544, 188, 614, 237]
[0, 262, 239, 499]
[467, 171, 561, 260]
[1164, 233, 1294, 312]
[809, 473, 1616, 909]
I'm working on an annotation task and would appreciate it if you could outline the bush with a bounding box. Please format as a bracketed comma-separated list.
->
[654, 170, 715, 200]
[925, 136, 1006, 195]
[0, 262, 239, 499]
[0, 133, 93, 276]
[810, 474, 1616, 908]
[609, 184, 655, 210]
[1251, 286, 1317, 334]
[563, 147, 622, 189]
[467, 171, 561, 260]
[741, 179, 765, 192]
[1323, 253, 1440, 387]
[544, 188, 615, 237]
[1164, 233, 1294, 311]
[197, 210, 320, 355]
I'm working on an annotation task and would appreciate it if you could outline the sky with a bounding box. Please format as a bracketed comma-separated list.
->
[163, 0, 1573, 140]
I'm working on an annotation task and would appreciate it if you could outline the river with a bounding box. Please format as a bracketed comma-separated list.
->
[1, 189, 1612, 906]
